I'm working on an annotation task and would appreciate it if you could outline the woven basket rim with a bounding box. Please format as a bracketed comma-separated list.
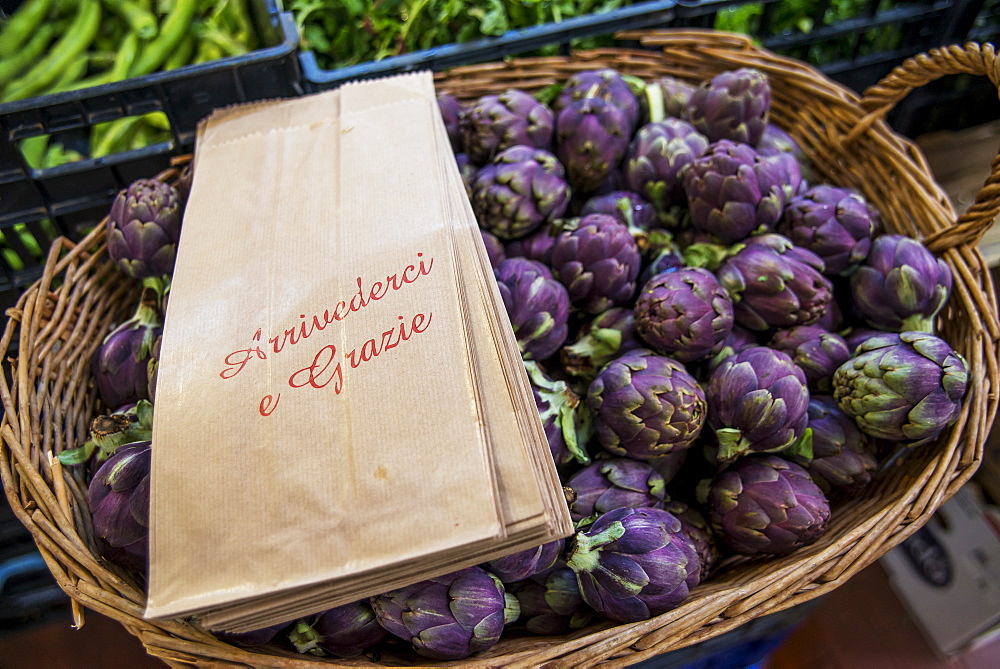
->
[2, 30, 998, 668]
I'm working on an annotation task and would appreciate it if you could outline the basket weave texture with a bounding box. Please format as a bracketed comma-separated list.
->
[2, 30, 999, 668]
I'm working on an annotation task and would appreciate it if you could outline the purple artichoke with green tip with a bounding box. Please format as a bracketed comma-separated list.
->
[664, 500, 718, 578]
[639, 248, 685, 286]
[461, 89, 554, 165]
[686, 68, 770, 145]
[565, 459, 667, 522]
[370, 567, 515, 661]
[560, 307, 642, 381]
[832, 331, 968, 446]
[107, 178, 182, 280]
[844, 327, 889, 354]
[455, 153, 477, 198]
[495, 258, 569, 360]
[555, 96, 631, 192]
[566, 506, 700, 622]
[778, 185, 878, 276]
[505, 224, 559, 266]
[634, 267, 735, 363]
[790, 396, 877, 494]
[707, 346, 810, 463]
[550, 214, 641, 314]
[716, 233, 834, 331]
[438, 92, 464, 152]
[526, 361, 593, 466]
[641, 76, 696, 123]
[581, 190, 662, 254]
[288, 601, 388, 658]
[481, 230, 506, 269]
[850, 234, 952, 332]
[555, 69, 641, 134]
[770, 325, 852, 392]
[587, 349, 707, 460]
[487, 539, 565, 584]
[683, 140, 796, 244]
[88, 441, 151, 573]
[509, 564, 591, 635]
[706, 324, 760, 372]
[706, 455, 830, 555]
[92, 287, 162, 409]
[755, 124, 803, 159]
[472, 146, 570, 240]
[624, 119, 709, 215]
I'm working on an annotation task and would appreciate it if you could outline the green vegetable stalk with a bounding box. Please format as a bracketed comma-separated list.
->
[0, 0, 55, 59]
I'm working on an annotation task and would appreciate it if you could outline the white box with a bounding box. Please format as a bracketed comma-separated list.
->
[880, 485, 1000, 657]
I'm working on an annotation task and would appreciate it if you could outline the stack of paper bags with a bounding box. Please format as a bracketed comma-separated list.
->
[143, 72, 574, 632]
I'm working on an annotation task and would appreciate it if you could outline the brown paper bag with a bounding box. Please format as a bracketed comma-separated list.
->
[145, 72, 572, 630]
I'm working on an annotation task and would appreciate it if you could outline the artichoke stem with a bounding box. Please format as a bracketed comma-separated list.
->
[901, 314, 935, 334]
[715, 428, 749, 463]
[288, 620, 325, 656]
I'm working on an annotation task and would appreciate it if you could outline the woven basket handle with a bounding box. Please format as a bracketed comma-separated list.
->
[847, 42, 1000, 253]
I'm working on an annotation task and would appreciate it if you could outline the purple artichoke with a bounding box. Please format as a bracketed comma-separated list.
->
[565, 459, 667, 522]
[686, 68, 770, 145]
[560, 307, 642, 381]
[832, 331, 968, 446]
[505, 224, 559, 266]
[555, 96, 631, 192]
[495, 258, 570, 360]
[371, 567, 515, 660]
[549, 214, 641, 314]
[92, 287, 162, 409]
[471, 146, 570, 240]
[648, 450, 688, 486]
[289, 601, 388, 658]
[706, 324, 761, 372]
[778, 185, 878, 276]
[707, 346, 811, 463]
[706, 455, 830, 555]
[526, 361, 592, 466]
[769, 325, 853, 393]
[587, 349, 707, 460]
[844, 327, 890, 354]
[461, 89, 554, 165]
[481, 229, 506, 269]
[486, 539, 565, 584]
[634, 267, 735, 363]
[790, 396, 877, 494]
[683, 140, 797, 244]
[107, 178, 182, 280]
[580, 190, 663, 254]
[664, 500, 718, 578]
[438, 92, 464, 152]
[641, 76, 696, 123]
[455, 152, 477, 198]
[639, 248, 686, 287]
[756, 124, 818, 183]
[566, 506, 700, 622]
[624, 119, 709, 216]
[509, 564, 592, 635]
[88, 441, 151, 573]
[850, 234, 952, 332]
[555, 69, 641, 134]
[716, 233, 834, 331]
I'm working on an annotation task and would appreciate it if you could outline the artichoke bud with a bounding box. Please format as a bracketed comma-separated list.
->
[289, 621, 326, 657]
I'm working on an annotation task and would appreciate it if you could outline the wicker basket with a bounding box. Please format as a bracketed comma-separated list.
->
[2, 31, 998, 668]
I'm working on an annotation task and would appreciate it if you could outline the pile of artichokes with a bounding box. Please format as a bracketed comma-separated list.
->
[72, 66, 968, 662]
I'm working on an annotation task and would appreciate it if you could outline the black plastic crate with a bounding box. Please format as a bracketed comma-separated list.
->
[298, 0, 990, 136]
[0, 0, 304, 311]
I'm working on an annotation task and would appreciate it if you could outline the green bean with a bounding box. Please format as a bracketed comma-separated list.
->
[101, 0, 158, 40]
[195, 19, 247, 58]
[0, 23, 56, 89]
[47, 56, 88, 94]
[163, 33, 195, 70]
[2, 0, 101, 103]
[20, 135, 48, 171]
[0, 0, 55, 60]
[221, 0, 255, 47]
[129, 0, 198, 76]
[193, 36, 223, 65]
[71, 32, 139, 90]
[91, 117, 141, 158]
